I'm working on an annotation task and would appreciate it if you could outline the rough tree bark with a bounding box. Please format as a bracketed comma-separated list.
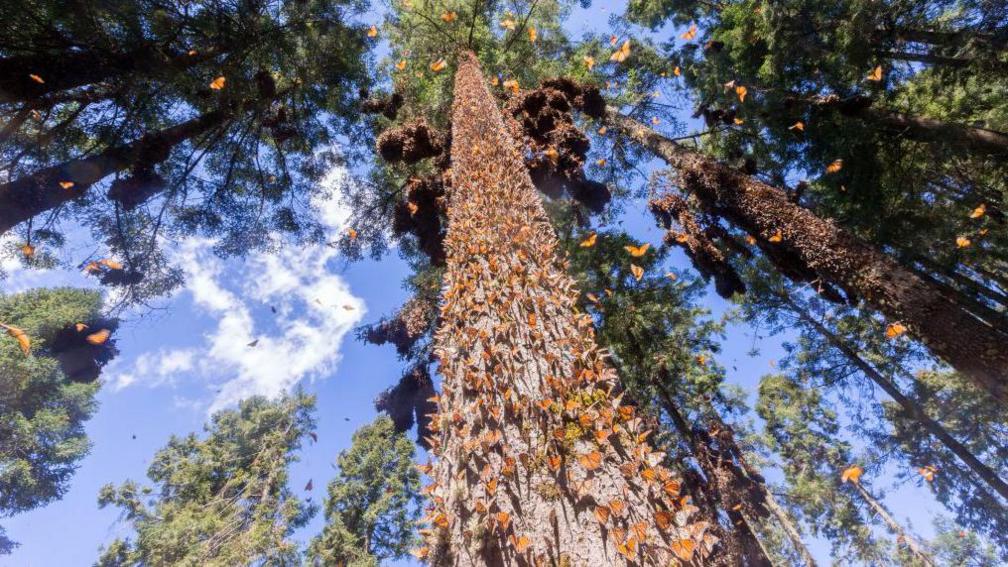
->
[705, 415, 818, 567]
[866, 109, 1008, 156]
[849, 481, 935, 566]
[0, 108, 230, 234]
[783, 295, 1008, 502]
[656, 387, 775, 567]
[417, 52, 712, 566]
[604, 109, 1008, 405]
[879, 27, 1007, 50]
[656, 380, 818, 567]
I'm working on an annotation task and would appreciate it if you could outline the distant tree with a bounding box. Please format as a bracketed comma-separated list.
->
[306, 416, 420, 567]
[95, 393, 316, 566]
[875, 369, 1008, 561]
[930, 516, 1000, 567]
[0, 287, 117, 554]
[735, 262, 1008, 560]
[757, 372, 935, 565]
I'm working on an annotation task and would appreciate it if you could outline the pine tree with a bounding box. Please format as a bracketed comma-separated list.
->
[306, 416, 421, 567]
[604, 109, 1008, 402]
[0, 287, 117, 554]
[756, 373, 934, 565]
[95, 393, 316, 566]
[1, 0, 373, 306]
[414, 51, 710, 565]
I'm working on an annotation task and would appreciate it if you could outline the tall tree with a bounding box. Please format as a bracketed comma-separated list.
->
[602, 108, 1008, 403]
[620, 0, 1008, 332]
[0, 287, 117, 554]
[756, 373, 934, 565]
[873, 369, 1008, 561]
[306, 416, 421, 567]
[95, 392, 316, 566]
[736, 263, 1008, 561]
[1, 0, 373, 307]
[414, 51, 710, 565]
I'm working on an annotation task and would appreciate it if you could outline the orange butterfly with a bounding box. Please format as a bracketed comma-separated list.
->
[624, 243, 649, 257]
[610, 40, 631, 63]
[578, 450, 602, 471]
[1, 324, 31, 355]
[840, 464, 863, 484]
[630, 264, 644, 281]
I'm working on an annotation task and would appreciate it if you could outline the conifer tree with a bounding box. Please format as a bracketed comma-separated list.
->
[1, 0, 373, 307]
[605, 108, 1008, 402]
[412, 50, 710, 565]
[306, 416, 421, 567]
[95, 393, 316, 566]
[757, 373, 936, 565]
[0, 287, 117, 554]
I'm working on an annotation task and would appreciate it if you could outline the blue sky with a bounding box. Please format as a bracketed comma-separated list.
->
[1, 1, 956, 565]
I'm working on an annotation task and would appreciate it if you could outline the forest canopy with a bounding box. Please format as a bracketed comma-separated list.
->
[0, 0, 1005, 565]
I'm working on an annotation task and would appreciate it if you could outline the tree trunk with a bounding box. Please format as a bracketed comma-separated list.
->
[418, 52, 710, 566]
[0, 108, 230, 234]
[761, 490, 818, 567]
[806, 94, 1008, 157]
[657, 386, 774, 566]
[704, 413, 818, 567]
[878, 50, 974, 68]
[911, 254, 1008, 309]
[605, 108, 1008, 405]
[849, 482, 935, 566]
[863, 108, 1008, 157]
[882, 27, 1006, 50]
[784, 296, 1008, 503]
[0, 47, 215, 104]
[902, 261, 1008, 336]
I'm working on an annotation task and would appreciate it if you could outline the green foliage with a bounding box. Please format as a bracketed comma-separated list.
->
[755, 373, 900, 564]
[624, 0, 1008, 287]
[739, 262, 1008, 560]
[930, 516, 1000, 566]
[875, 370, 1008, 560]
[95, 393, 317, 566]
[306, 416, 420, 566]
[1, 0, 374, 306]
[0, 287, 111, 553]
[562, 225, 728, 409]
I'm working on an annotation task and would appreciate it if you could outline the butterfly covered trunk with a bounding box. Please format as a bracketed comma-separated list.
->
[416, 51, 711, 566]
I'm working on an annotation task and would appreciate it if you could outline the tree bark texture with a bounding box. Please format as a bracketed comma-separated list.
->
[810, 95, 1008, 157]
[417, 52, 713, 566]
[0, 108, 229, 234]
[656, 388, 774, 567]
[605, 109, 1008, 405]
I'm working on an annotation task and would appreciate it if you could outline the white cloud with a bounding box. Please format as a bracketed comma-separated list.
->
[108, 166, 366, 411]
[107, 348, 198, 391]
[0, 232, 96, 293]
